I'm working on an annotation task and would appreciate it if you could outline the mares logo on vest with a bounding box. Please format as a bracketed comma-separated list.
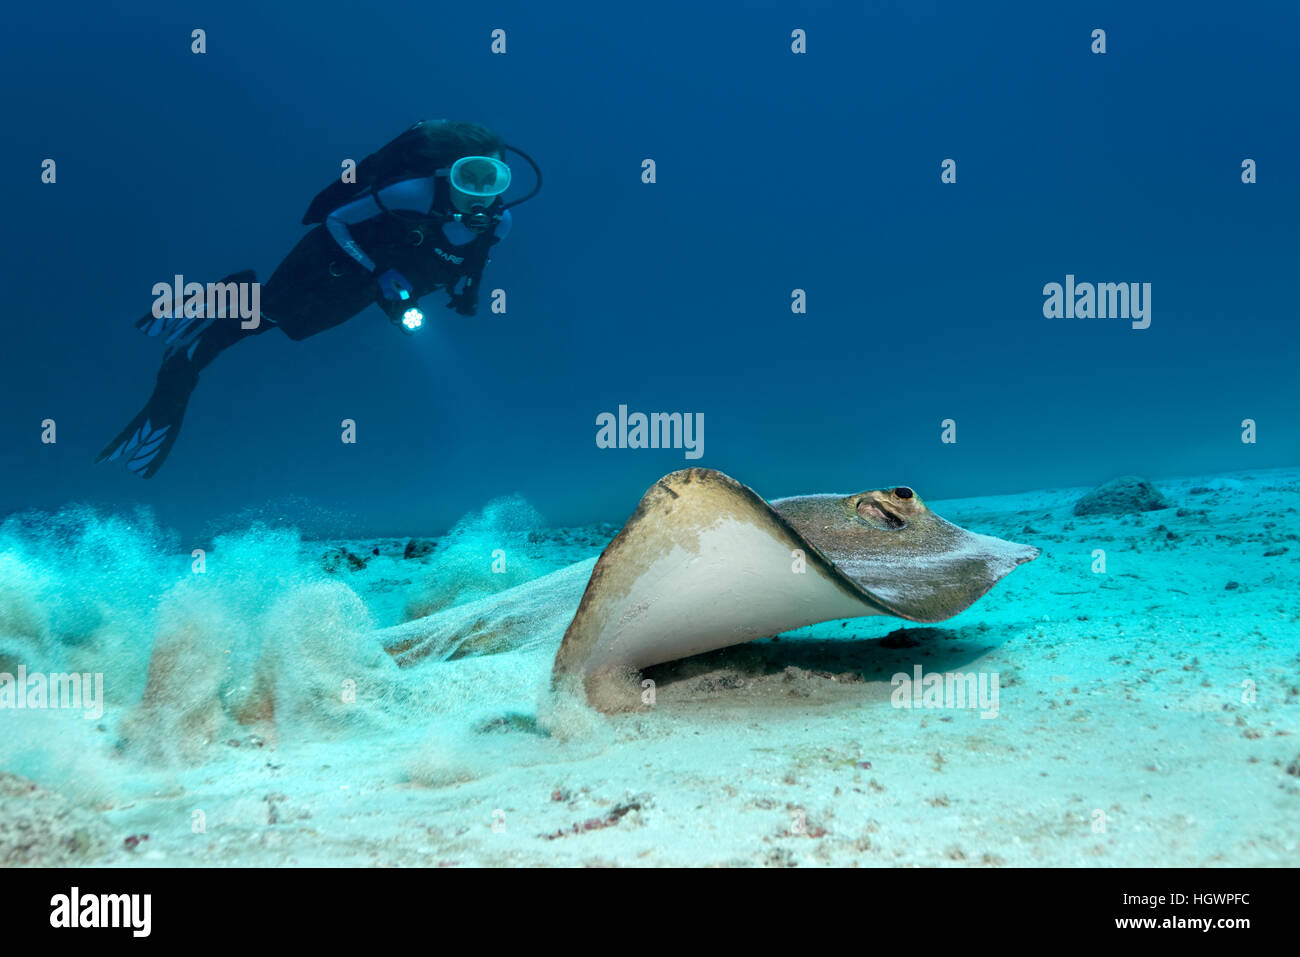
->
[432, 247, 465, 265]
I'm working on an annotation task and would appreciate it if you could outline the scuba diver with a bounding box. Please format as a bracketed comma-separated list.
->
[96, 119, 541, 477]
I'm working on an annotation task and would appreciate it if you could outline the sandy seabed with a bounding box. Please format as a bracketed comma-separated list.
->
[2, 468, 1297, 867]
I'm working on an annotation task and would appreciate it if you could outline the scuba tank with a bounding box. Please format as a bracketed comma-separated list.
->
[302, 120, 542, 229]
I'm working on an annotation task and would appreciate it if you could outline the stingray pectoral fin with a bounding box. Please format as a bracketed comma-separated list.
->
[833, 524, 1040, 623]
[772, 487, 1041, 624]
[551, 469, 886, 686]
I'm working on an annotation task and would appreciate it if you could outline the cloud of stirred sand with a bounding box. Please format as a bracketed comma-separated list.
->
[0, 500, 606, 805]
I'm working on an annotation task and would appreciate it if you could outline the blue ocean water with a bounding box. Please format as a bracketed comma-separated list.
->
[2, 0, 1295, 537]
[0, 1, 1298, 874]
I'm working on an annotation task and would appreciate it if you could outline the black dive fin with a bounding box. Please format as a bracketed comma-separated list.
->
[95, 362, 200, 479]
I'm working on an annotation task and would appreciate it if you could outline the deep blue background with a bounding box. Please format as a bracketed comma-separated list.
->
[2, 0, 1297, 537]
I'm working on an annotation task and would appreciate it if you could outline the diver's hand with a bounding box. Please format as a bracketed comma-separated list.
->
[376, 268, 415, 301]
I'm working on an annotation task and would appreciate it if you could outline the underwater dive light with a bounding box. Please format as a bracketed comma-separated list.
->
[382, 285, 425, 333]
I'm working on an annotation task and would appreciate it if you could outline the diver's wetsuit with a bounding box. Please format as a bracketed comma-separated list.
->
[264, 173, 511, 339]
[96, 173, 510, 477]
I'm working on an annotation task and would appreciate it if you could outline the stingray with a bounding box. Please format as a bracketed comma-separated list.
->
[550, 468, 1038, 706]
[379, 468, 1038, 710]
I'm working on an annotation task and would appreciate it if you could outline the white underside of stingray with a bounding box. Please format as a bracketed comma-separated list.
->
[376, 468, 1039, 710]
[574, 514, 876, 675]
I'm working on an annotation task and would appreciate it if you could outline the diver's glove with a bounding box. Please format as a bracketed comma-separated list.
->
[445, 277, 478, 316]
[376, 268, 414, 302]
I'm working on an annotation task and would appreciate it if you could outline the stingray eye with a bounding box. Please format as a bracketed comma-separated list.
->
[893, 487, 914, 500]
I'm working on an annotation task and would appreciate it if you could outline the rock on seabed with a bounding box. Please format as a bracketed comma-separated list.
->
[1072, 475, 1172, 517]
